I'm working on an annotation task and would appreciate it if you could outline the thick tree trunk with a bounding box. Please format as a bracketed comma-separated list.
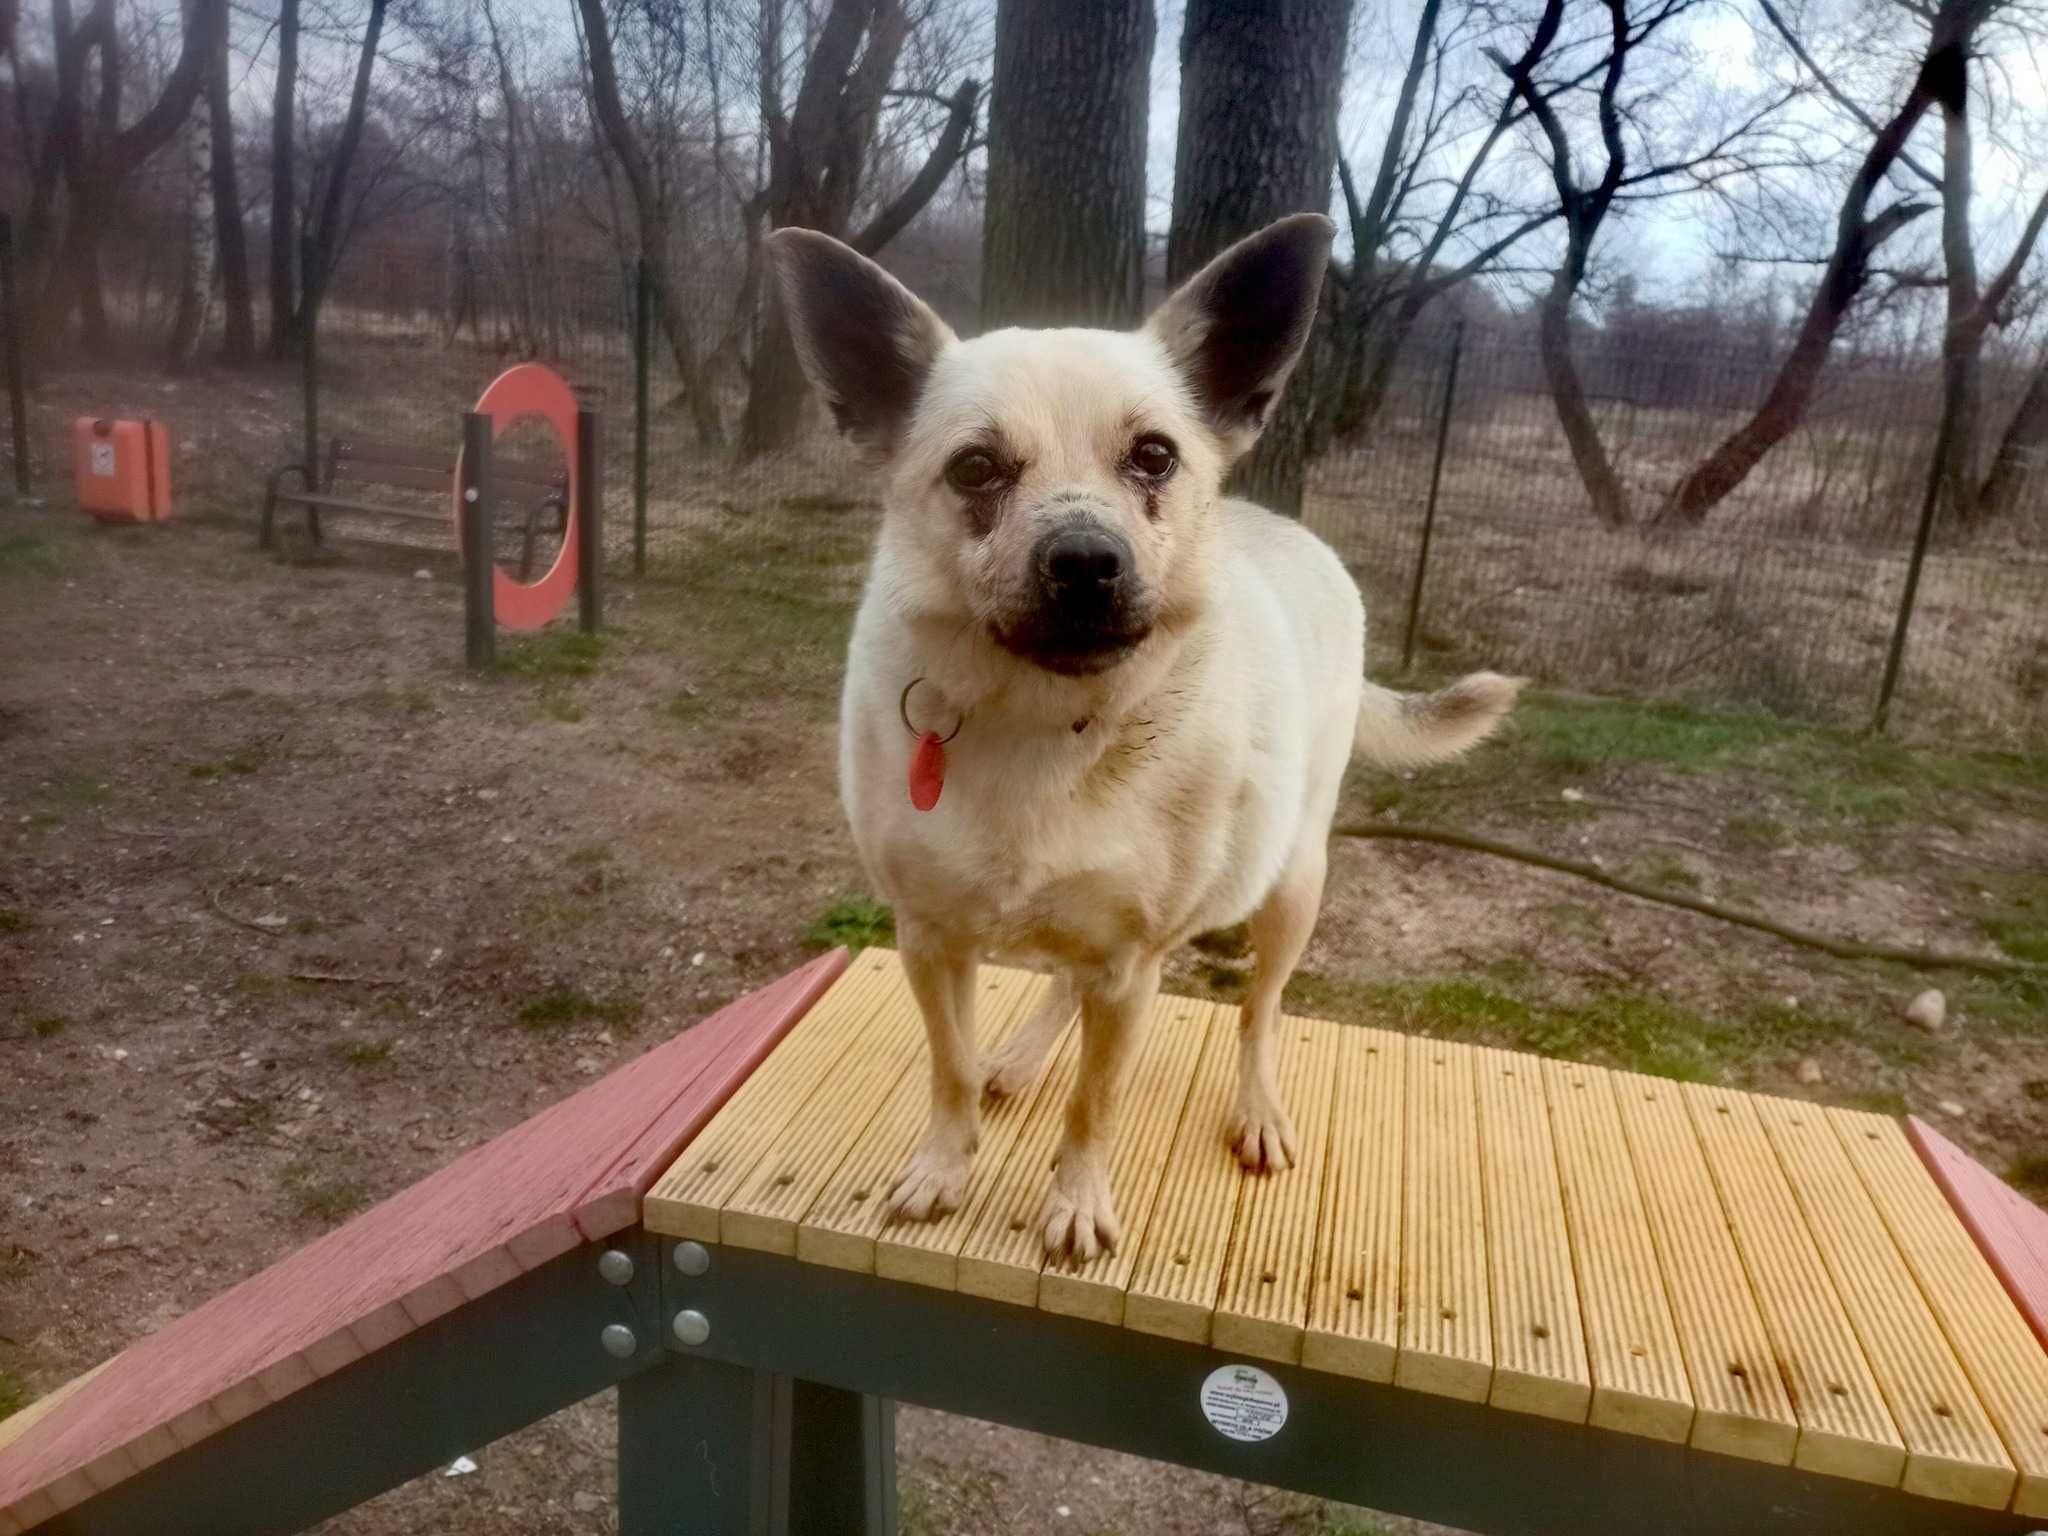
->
[979, 0, 1152, 329]
[1938, 69, 1982, 520]
[267, 0, 297, 357]
[1538, 279, 1629, 527]
[166, 109, 214, 369]
[1977, 348, 2048, 523]
[208, 9, 253, 362]
[1168, 0, 1354, 516]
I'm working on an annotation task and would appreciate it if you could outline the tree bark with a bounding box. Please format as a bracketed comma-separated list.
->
[267, 0, 298, 357]
[166, 96, 214, 370]
[297, 0, 388, 332]
[979, 0, 1152, 329]
[1539, 275, 1630, 526]
[1167, 0, 1354, 517]
[208, 7, 254, 362]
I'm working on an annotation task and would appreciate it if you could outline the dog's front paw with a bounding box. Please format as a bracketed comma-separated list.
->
[884, 1135, 972, 1223]
[1040, 1154, 1120, 1262]
[1226, 1081, 1300, 1173]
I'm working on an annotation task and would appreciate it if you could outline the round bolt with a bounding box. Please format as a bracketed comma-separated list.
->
[600, 1323, 638, 1360]
[673, 1240, 711, 1277]
[673, 1309, 711, 1347]
[463, 486, 479, 503]
[597, 1249, 635, 1287]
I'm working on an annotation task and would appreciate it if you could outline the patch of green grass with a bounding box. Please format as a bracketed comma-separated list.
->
[29, 1014, 69, 1039]
[1315, 1512, 1396, 1536]
[663, 693, 706, 724]
[1977, 878, 2048, 964]
[1191, 924, 1251, 960]
[1196, 959, 1250, 998]
[188, 743, 272, 781]
[359, 686, 435, 716]
[1725, 813, 1788, 850]
[2025, 1079, 2048, 1103]
[280, 1160, 370, 1225]
[0, 1365, 30, 1421]
[286, 916, 322, 936]
[804, 895, 894, 953]
[0, 532, 82, 580]
[0, 908, 31, 936]
[1509, 694, 1797, 776]
[535, 687, 586, 724]
[2007, 1149, 2048, 1200]
[1635, 853, 1703, 892]
[1840, 1088, 1909, 1117]
[1956, 970, 2048, 1031]
[26, 768, 112, 829]
[1288, 968, 1844, 1083]
[566, 844, 612, 868]
[493, 629, 607, 678]
[517, 987, 644, 1031]
[1534, 900, 1606, 940]
[326, 1036, 394, 1068]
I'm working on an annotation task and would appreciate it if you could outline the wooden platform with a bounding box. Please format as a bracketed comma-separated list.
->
[644, 948, 2048, 1519]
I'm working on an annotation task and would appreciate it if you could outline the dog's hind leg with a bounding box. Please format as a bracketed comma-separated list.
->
[983, 973, 1077, 1099]
[1041, 953, 1160, 1261]
[886, 921, 983, 1222]
[1228, 845, 1328, 1172]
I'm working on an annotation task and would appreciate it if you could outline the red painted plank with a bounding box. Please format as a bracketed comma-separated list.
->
[0, 952, 846, 1528]
[1908, 1115, 2048, 1351]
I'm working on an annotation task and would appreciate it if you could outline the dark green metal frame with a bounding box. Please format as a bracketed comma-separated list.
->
[27, 1231, 2043, 1535]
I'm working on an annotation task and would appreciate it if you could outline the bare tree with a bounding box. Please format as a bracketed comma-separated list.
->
[207, 3, 253, 362]
[21, 0, 228, 355]
[295, 0, 390, 340]
[1168, 0, 1356, 516]
[979, 0, 1151, 329]
[268, 0, 297, 356]
[165, 55, 213, 370]
[737, 0, 983, 459]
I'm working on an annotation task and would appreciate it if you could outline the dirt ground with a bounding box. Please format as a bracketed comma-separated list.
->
[2, 500, 2045, 1535]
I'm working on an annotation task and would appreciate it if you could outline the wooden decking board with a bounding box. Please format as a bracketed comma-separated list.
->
[1611, 1070, 1799, 1463]
[794, 969, 1053, 1273]
[1684, 1082, 1905, 1486]
[1039, 997, 1215, 1325]
[1836, 1109, 2048, 1517]
[1210, 1017, 1344, 1363]
[1474, 1046, 1591, 1423]
[1123, 1006, 1251, 1342]
[1301, 1027, 1406, 1382]
[1752, 1095, 2013, 1508]
[950, 1026, 1090, 1304]
[718, 968, 1024, 1255]
[644, 949, 904, 1241]
[1539, 1058, 1692, 1445]
[1395, 1039, 1492, 1402]
[1909, 1116, 2048, 1353]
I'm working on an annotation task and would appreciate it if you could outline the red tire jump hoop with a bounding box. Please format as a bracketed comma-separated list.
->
[456, 363, 580, 632]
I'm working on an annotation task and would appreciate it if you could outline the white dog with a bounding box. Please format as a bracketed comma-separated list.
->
[768, 213, 1519, 1261]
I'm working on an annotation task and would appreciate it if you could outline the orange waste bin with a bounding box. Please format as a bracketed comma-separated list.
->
[73, 418, 171, 522]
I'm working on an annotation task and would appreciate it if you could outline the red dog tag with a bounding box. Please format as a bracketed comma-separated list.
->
[908, 731, 946, 811]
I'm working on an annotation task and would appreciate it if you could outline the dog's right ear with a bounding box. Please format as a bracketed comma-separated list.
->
[766, 229, 955, 455]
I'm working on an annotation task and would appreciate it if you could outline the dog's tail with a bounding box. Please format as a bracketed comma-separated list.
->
[1354, 672, 1522, 770]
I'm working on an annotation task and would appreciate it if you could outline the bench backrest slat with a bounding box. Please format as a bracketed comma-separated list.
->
[331, 436, 565, 500]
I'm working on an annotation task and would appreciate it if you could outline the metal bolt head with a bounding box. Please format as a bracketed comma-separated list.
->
[600, 1323, 638, 1360]
[673, 1309, 710, 1347]
[463, 486, 479, 503]
[673, 1240, 711, 1277]
[597, 1249, 635, 1287]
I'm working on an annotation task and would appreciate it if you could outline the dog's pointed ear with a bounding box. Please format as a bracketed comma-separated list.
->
[766, 228, 955, 454]
[1146, 213, 1336, 459]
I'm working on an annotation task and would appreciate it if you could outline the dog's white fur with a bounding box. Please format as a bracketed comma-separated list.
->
[769, 215, 1519, 1259]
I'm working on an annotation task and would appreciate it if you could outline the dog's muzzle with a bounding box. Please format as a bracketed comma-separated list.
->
[993, 519, 1151, 676]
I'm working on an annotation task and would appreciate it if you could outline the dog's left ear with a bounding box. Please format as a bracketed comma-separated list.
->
[1146, 213, 1336, 460]
[767, 228, 955, 455]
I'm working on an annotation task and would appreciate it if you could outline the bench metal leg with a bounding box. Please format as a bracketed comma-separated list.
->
[617, 1360, 895, 1535]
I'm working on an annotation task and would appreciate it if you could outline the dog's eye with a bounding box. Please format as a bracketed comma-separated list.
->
[1129, 435, 1177, 481]
[945, 450, 1003, 493]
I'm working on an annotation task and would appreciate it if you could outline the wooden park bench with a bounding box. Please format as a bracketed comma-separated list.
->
[260, 435, 568, 579]
[5, 946, 2048, 1534]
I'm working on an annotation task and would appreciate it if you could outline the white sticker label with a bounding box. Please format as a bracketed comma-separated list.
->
[89, 442, 116, 477]
[1199, 1363, 1289, 1442]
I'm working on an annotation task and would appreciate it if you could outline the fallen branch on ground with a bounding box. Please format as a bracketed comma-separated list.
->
[1334, 822, 2044, 978]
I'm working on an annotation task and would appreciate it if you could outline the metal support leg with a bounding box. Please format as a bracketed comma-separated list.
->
[617, 1360, 895, 1535]
[789, 1380, 895, 1535]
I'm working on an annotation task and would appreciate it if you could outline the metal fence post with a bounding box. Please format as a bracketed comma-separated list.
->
[577, 407, 603, 634]
[633, 256, 651, 577]
[1872, 393, 1958, 734]
[461, 411, 496, 671]
[300, 234, 321, 492]
[1, 214, 31, 500]
[1402, 321, 1465, 673]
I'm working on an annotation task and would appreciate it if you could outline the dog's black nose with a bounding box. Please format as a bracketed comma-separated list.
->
[1038, 526, 1127, 593]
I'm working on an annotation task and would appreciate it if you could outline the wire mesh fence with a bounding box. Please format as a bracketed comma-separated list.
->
[4, 226, 2044, 747]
